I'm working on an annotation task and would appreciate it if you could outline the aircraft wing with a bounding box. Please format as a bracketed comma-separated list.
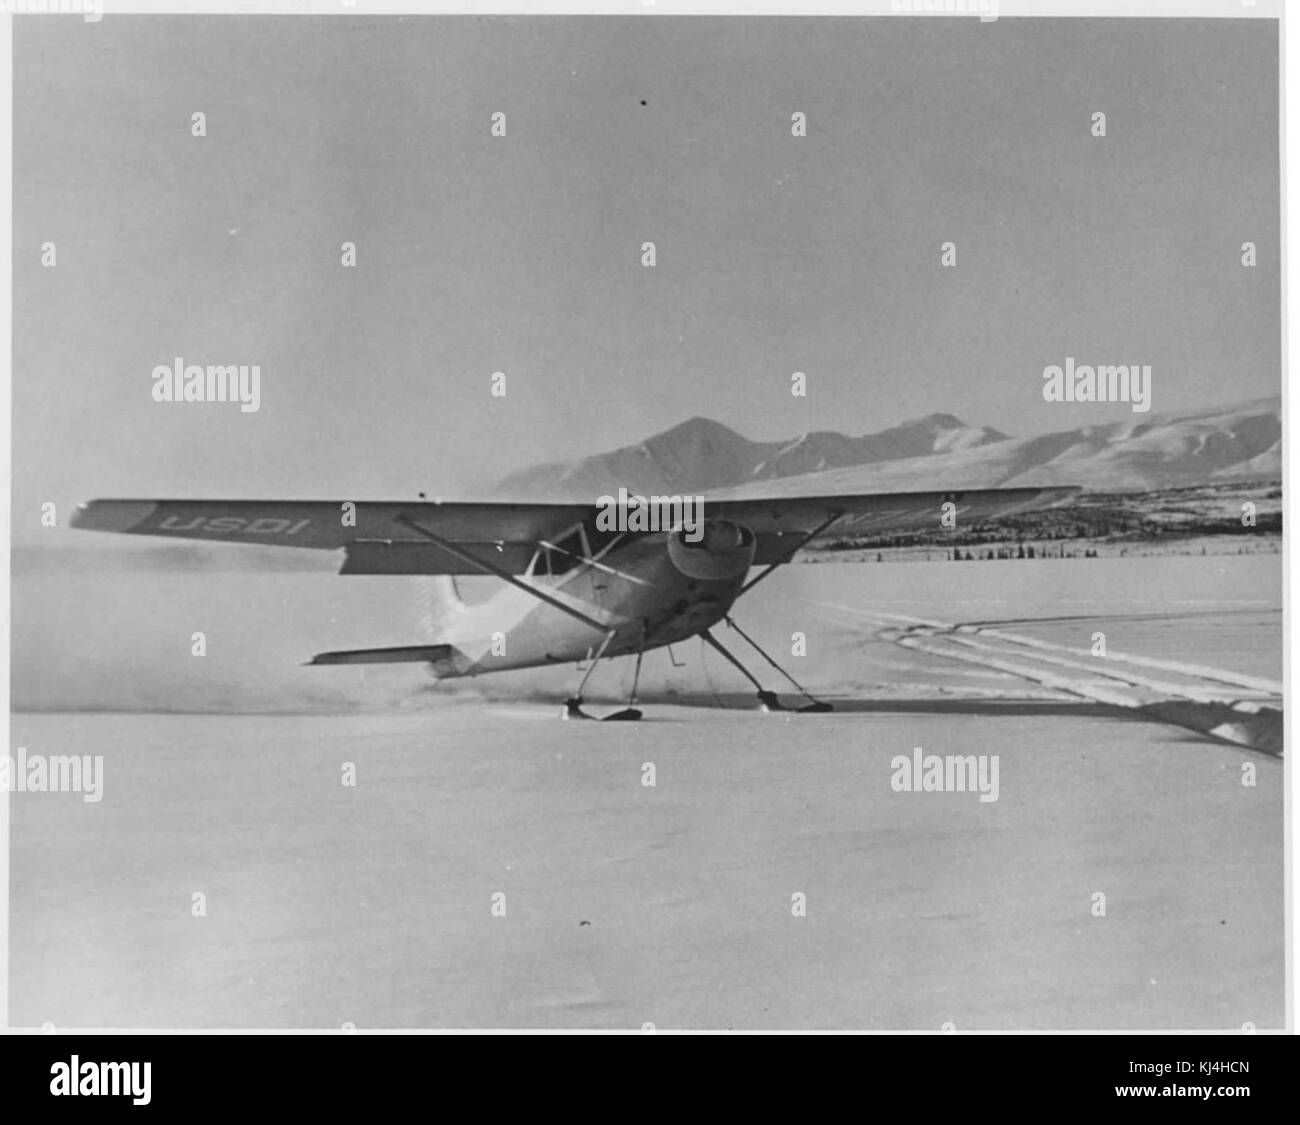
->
[705, 486, 1081, 563]
[71, 486, 1079, 574]
[69, 499, 592, 575]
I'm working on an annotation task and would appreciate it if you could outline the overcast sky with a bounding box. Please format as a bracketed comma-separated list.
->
[14, 15, 1278, 538]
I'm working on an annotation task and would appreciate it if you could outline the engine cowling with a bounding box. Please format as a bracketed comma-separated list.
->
[666, 519, 757, 581]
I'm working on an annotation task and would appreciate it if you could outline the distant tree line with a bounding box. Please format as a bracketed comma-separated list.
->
[815, 482, 1282, 556]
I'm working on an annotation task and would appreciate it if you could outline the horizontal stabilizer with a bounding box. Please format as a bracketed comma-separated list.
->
[308, 643, 462, 666]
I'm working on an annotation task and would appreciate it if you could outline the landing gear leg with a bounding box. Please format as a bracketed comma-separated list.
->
[724, 616, 833, 713]
[563, 630, 616, 720]
[700, 629, 787, 712]
[603, 643, 645, 722]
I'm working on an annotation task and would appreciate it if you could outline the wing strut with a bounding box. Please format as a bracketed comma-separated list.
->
[538, 534, 651, 587]
[738, 510, 844, 595]
[393, 514, 609, 634]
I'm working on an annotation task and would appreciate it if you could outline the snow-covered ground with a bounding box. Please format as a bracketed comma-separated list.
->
[8, 553, 1283, 1028]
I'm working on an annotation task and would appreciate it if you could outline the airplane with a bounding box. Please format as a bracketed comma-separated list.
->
[71, 486, 1077, 720]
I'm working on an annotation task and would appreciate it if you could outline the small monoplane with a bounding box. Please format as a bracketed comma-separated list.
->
[72, 486, 1075, 719]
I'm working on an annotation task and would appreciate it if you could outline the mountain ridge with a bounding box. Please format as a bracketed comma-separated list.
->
[491, 396, 1281, 499]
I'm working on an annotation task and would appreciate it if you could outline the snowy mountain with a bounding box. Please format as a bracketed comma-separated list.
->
[492, 397, 1280, 499]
